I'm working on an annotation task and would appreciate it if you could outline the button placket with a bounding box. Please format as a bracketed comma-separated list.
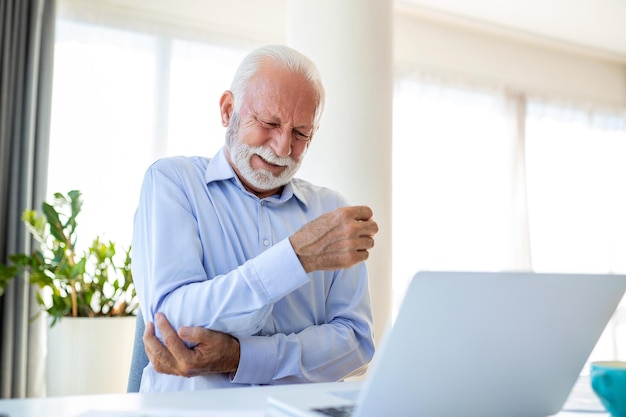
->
[258, 200, 272, 250]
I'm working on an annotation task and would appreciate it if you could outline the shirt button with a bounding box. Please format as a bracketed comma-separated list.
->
[263, 239, 270, 247]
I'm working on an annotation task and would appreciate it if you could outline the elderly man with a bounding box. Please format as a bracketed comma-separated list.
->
[131, 44, 378, 392]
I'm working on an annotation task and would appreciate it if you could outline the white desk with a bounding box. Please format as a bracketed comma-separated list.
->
[2, 381, 342, 417]
[0, 377, 609, 417]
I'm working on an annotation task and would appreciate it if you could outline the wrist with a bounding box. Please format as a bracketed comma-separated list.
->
[289, 235, 314, 273]
[229, 336, 240, 373]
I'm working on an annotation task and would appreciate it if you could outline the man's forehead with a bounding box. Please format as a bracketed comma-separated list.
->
[238, 69, 318, 125]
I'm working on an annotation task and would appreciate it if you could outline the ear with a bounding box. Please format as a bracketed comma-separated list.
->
[219, 91, 234, 127]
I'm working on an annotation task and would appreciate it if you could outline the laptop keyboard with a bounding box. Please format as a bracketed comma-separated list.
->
[312, 405, 355, 417]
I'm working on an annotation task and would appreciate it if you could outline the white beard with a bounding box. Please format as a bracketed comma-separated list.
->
[226, 112, 305, 191]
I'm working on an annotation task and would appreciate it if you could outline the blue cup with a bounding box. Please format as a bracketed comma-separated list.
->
[591, 361, 626, 417]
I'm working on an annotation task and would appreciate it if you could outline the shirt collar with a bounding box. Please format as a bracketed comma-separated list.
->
[205, 147, 237, 184]
[205, 147, 308, 207]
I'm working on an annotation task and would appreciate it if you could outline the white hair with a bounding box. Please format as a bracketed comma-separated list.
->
[229, 45, 326, 129]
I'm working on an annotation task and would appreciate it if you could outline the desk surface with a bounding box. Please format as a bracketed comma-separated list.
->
[0, 377, 609, 417]
[0, 381, 358, 417]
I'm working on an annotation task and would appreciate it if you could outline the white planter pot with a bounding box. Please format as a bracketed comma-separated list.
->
[46, 316, 136, 397]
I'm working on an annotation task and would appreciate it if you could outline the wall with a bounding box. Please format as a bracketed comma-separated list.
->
[394, 8, 626, 108]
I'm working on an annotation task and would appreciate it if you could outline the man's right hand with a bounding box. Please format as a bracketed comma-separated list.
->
[144, 313, 240, 378]
[289, 205, 378, 273]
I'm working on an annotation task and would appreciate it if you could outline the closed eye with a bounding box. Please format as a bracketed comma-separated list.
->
[294, 130, 311, 141]
[257, 116, 312, 141]
[259, 119, 279, 129]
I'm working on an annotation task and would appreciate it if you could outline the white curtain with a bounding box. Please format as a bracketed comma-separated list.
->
[48, 18, 247, 249]
[526, 100, 626, 275]
[526, 100, 626, 365]
[393, 73, 626, 365]
[392, 76, 532, 307]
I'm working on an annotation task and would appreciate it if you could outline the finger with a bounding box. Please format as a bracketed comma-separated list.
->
[154, 312, 176, 334]
[143, 320, 161, 355]
[178, 326, 205, 345]
[357, 219, 379, 237]
[155, 313, 194, 362]
[350, 205, 374, 221]
[357, 235, 376, 250]
[143, 320, 176, 372]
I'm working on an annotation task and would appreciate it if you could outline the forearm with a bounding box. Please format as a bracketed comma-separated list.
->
[137, 239, 310, 339]
[232, 319, 375, 385]
[229, 263, 375, 385]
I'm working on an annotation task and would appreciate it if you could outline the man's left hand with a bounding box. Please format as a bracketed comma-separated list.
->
[143, 312, 240, 378]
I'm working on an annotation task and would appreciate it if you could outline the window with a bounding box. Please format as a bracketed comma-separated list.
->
[526, 101, 626, 274]
[48, 19, 246, 250]
[393, 77, 526, 307]
[393, 73, 626, 367]
[526, 101, 626, 365]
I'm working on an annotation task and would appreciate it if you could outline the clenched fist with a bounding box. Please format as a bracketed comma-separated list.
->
[289, 206, 378, 273]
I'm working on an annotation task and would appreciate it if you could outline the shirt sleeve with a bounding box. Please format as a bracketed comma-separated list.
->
[131, 161, 310, 339]
[232, 263, 375, 384]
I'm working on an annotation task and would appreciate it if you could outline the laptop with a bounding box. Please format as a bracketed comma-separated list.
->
[266, 271, 626, 417]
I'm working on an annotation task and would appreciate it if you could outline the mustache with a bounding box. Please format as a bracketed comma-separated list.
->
[250, 146, 294, 167]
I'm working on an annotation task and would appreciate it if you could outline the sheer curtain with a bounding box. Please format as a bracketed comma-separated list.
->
[526, 101, 626, 275]
[392, 76, 530, 309]
[526, 101, 626, 364]
[393, 73, 626, 366]
[48, 18, 247, 253]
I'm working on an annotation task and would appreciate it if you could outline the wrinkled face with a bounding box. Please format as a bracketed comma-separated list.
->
[221, 63, 319, 198]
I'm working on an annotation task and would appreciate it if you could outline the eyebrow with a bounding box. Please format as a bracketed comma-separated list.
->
[256, 113, 313, 130]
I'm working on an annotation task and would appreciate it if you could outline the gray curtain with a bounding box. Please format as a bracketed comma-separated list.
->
[0, 0, 56, 399]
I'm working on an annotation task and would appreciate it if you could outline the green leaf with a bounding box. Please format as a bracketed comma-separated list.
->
[0, 266, 16, 297]
[0, 264, 18, 280]
[21, 210, 47, 244]
[9, 253, 31, 267]
[68, 190, 82, 236]
[70, 258, 87, 279]
[42, 202, 66, 243]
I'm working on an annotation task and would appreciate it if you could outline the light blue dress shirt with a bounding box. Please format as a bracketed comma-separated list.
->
[131, 148, 375, 392]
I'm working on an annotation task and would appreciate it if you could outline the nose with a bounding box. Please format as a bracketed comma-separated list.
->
[271, 129, 292, 157]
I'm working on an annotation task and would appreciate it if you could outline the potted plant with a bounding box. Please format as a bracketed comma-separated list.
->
[0, 190, 139, 396]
